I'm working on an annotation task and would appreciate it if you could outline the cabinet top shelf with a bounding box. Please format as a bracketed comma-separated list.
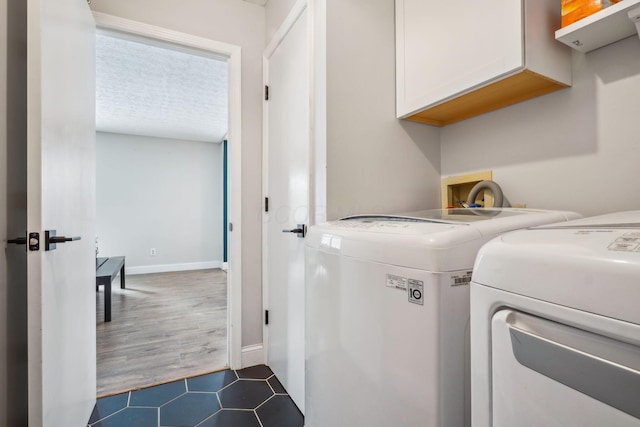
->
[555, 0, 640, 53]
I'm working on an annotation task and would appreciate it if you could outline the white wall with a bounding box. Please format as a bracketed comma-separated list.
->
[91, 0, 265, 346]
[441, 36, 640, 217]
[323, 0, 441, 219]
[96, 132, 223, 272]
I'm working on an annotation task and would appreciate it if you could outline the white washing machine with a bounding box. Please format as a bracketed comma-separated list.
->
[471, 211, 640, 427]
[304, 208, 580, 427]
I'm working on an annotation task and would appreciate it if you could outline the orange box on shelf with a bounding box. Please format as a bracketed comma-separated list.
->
[561, 0, 622, 27]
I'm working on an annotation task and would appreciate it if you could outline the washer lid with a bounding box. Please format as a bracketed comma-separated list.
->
[342, 208, 529, 224]
[472, 211, 640, 325]
[306, 208, 579, 271]
[338, 208, 578, 235]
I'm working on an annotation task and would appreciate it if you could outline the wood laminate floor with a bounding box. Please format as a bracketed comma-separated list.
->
[96, 269, 228, 397]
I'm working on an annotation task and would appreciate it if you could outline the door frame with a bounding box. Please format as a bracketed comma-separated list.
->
[262, 0, 313, 364]
[92, 12, 243, 369]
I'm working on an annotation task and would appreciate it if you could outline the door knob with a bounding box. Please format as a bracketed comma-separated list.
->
[45, 230, 81, 251]
[282, 224, 307, 238]
[7, 232, 40, 251]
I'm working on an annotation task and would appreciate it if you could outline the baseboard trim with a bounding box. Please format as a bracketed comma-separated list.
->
[241, 344, 265, 368]
[222, 262, 228, 271]
[126, 261, 223, 275]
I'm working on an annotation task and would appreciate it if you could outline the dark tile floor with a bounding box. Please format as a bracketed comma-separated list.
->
[88, 365, 304, 427]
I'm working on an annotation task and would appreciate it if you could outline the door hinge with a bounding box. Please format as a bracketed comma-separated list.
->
[264, 85, 269, 101]
[265, 197, 269, 213]
[265, 310, 269, 325]
[229, 222, 233, 232]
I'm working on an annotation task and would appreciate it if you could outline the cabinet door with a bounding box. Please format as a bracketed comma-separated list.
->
[396, 0, 524, 117]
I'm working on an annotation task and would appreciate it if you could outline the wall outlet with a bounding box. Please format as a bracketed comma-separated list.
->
[150, 248, 157, 256]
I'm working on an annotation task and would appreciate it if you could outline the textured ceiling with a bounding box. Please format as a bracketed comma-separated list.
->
[96, 32, 228, 143]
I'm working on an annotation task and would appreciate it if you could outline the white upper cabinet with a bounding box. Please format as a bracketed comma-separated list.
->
[396, 0, 572, 126]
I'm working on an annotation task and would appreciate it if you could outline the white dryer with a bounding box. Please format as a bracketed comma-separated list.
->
[305, 208, 579, 427]
[471, 211, 640, 427]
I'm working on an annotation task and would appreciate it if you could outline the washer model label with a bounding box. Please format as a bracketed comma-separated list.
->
[609, 232, 640, 252]
[450, 270, 473, 287]
[386, 274, 408, 291]
[408, 279, 424, 305]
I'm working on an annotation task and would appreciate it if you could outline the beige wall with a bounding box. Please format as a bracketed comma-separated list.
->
[441, 36, 640, 217]
[323, 0, 441, 219]
[91, 0, 266, 346]
[268, 0, 442, 222]
[265, 0, 298, 42]
[270, 0, 640, 221]
[96, 132, 224, 270]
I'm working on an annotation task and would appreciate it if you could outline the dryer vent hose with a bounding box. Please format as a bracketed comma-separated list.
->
[467, 180, 511, 208]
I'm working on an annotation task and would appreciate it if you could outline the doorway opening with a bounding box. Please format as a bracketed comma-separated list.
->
[93, 15, 242, 396]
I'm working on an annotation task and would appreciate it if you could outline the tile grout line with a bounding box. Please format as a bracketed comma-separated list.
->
[194, 408, 223, 427]
[254, 395, 276, 427]
[215, 390, 223, 409]
[92, 406, 129, 425]
[266, 377, 276, 395]
[218, 377, 239, 392]
[155, 390, 188, 409]
[255, 408, 265, 427]
[220, 408, 256, 411]
[254, 393, 276, 412]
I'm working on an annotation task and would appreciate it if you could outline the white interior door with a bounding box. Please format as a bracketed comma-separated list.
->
[26, 0, 96, 425]
[265, 5, 309, 413]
